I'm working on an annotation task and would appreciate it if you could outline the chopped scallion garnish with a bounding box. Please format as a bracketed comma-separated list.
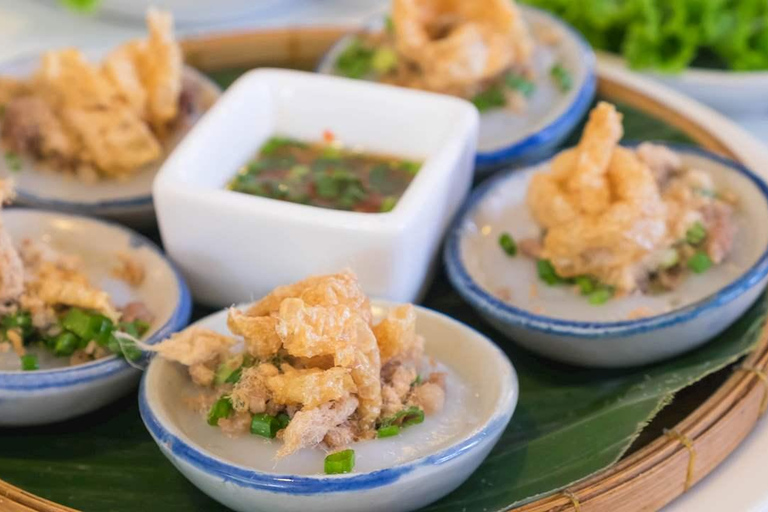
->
[324, 449, 355, 474]
[21, 354, 38, 371]
[575, 276, 596, 295]
[588, 287, 614, 305]
[505, 73, 536, 97]
[688, 251, 713, 274]
[685, 222, 707, 245]
[53, 332, 79, 356]
[498, 233, 517, 257]
[207, 396, 233, 426]
[550, 64, 573, 92]
[471, 86, 506, 112]
[250, 413, 280, 438]
[4, 152, 22, 172]
[377, 425, 400, 438]
[537, 259, 563, 286]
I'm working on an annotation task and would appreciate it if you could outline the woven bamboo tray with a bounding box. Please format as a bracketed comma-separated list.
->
[2, 26, 767, 512]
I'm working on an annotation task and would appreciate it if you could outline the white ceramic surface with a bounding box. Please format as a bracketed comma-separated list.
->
[0, 50, 220, 229]
[140, 300, 517, 512]
[154, 68, 478, 307]
[598, 52, 768, 118]
[445, 145, 768, 368]
[317, 6, 596, 170]
[81, 0, 289, 26]
[0, 209, 191, 426]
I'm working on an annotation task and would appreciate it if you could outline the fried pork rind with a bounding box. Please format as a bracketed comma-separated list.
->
[62, 104, 162, 176]
[392, 0, 533, 96]
[0, 226, 24, 303]
[227, 308, 282, 359]
[527, 102, 668, 291]
[102, 42, 149, 120]
[278, 396, 359, 458]
[1, 96, 80, 165]
[276, 299, 358, 366]
[373, 304, 420, 364]
[27, 262, 119, 321]
[275, 299, 382, 429]
[0, 9, 190, 179]
[246, 270, 372, 323]
[266, 366, 356, 409]
[140, 8, 183, 130]
[0, 77, 30, 107]
[149, 327, 237, 366]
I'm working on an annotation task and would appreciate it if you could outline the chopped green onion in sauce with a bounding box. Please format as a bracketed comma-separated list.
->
[324, 449, 355, 474]
[228, 136, 419, 213]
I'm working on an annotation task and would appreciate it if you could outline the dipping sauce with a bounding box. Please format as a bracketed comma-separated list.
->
[227, 136, 421, 213]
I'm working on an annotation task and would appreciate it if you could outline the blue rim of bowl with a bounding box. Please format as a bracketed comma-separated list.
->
[444, 143, 768, 338]
[0, 208, 192, 390]
[315, 5, 597, 170]
[474, 6, 597, 169]
[138, 305, 517, 495]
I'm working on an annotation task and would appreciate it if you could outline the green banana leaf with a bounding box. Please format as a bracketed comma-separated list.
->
[0, 70, 764, 512]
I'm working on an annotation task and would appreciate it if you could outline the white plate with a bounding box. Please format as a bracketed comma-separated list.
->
[445, 145, 768, 367]
[140, 300, 517, 512]
[0, 209, 191, 426]
[0, 49, 220, 228]
[598, 52, 768, 118]
[317, 6, 596, 171]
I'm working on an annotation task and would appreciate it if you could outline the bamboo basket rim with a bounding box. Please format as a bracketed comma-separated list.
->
[2, 26, 767, 512]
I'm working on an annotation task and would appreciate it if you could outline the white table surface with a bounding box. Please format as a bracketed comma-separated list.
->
[1, 1, 767, 510]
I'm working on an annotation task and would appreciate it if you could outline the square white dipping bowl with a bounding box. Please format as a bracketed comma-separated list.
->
[154, 69, 478, 306]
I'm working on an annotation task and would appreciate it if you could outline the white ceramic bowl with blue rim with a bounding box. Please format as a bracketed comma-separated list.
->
[139, 300, 517, 512]
[445, 144, 768, 368]
[0, 50, 220, 229]
[316, 5, 596, 172]
[0, 209, 191, 426]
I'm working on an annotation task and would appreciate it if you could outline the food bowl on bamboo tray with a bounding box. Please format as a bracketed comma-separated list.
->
[3, 27, 768, 512]
[139, 300, 517, 512]
[0, 21, 221, 229]
[0, 209, 191, 426]
[445, 141, 768, 367]
[316, 5, 596, 172]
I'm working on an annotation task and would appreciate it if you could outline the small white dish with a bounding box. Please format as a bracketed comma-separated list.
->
[154, 68, 478, 307]
[0, 50, 220, 229]
[317, 6, 596, 171]
[140, 300, 517, 512]
[445, 145, 768, 368]
[0, 209, 191, 426]
[598, 52, 768, 118]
